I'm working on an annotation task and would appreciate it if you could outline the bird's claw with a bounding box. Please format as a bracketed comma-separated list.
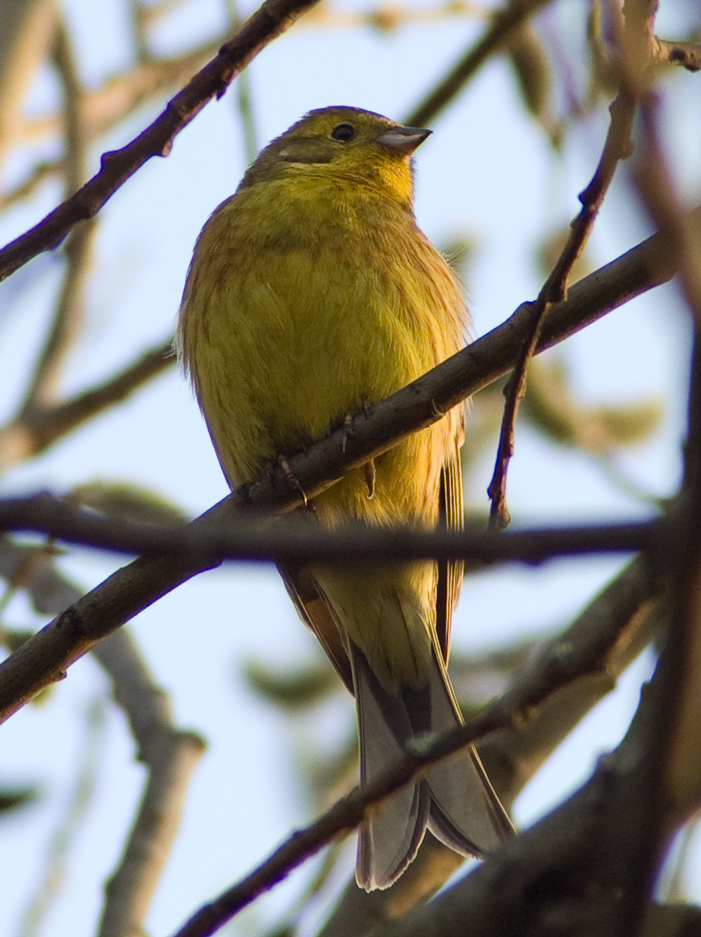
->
[278, 455, 309, 508]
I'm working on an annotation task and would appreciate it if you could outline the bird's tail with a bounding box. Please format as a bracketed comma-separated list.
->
[351, 645, 513, 891]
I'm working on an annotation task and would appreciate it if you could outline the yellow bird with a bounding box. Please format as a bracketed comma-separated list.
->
[178, 106, 512, 890]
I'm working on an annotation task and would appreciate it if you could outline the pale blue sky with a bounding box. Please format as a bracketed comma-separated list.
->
[1, 1, 699, 934]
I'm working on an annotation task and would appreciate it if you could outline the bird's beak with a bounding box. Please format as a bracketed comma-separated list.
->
[376, 126, 432, 155]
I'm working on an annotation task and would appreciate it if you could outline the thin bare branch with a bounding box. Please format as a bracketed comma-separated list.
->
[94, 630, 205, 937]
[0, 0, 322, 283]
[405, 0, 554, 127]
[0, 339, 174, 470]
[487, 0, 640, 527]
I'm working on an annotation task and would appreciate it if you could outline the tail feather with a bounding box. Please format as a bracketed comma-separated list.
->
[352, 645, 512, 891]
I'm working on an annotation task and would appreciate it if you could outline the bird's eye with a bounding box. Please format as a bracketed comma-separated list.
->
[331, 123, 356, 143]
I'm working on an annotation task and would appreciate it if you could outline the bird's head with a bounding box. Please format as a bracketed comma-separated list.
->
[240, 106, 431, 209]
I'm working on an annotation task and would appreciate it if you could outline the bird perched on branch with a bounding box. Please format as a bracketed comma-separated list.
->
[178, 106, 512, 890]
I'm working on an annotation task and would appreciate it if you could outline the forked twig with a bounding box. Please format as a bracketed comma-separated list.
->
[486, 2, 648, 528]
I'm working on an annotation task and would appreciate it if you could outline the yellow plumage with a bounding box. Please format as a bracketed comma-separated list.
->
[179, 106, 511, 889]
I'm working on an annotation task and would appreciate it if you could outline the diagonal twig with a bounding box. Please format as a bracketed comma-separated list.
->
[94, 630, 205, 937]
[13, 15, 97, 422]
[487, 48, 639, 526]
[0, 338, 174, 470]
[405, 0, 554, 127]
[0, 0, 321, 283]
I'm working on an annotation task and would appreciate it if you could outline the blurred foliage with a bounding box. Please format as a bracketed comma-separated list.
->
[0, 785, 41, 816]
[506, 22, 559, 146]
[462, 355, 665, 509]
[523, 357, 664, 454]
[68, 480, 187, 525]
[0, 538, 72, 617]
[243, 658, 339, 710]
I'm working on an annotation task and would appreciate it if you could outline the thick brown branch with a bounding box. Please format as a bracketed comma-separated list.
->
[0, 492, 662, 564]
[0, 218, 689, 724]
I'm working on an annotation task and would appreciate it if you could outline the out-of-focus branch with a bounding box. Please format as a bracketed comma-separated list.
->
[7, 16, 94, 450]
[0, 214, 691, 724]
[305, 0, 487, 32]
[19, 701, 107, 937]
[15, 42, 221, 149]
[225, 0, 259, 164]
[52, 16, 86, 198]
[2, 0, 483, 167]
[94, 630, 205, 937]
[0, 0, 322, 283]
[15, 219, 96, 416]
[0, 536, 79, 615]
[405, 0, 554, 127]
[0, 0, 58, 172]
[7, 9, 694, 181]
[9, 0, 485, 157]
[127, 0, 150, 64]
[631, 83, 701, 836]
[0, 159, 62, 208]
[653, 38, 701, 72]
[0, 540, 205, 937]
[0, 338, 174, 470]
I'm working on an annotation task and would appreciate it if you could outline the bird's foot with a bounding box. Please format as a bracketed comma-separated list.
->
[277, 455, 311, 510]
[364, 459, 376, 499]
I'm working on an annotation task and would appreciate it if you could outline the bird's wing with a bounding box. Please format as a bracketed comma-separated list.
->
[435, 439, 465, 665]
[280, 563, 354, 692]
